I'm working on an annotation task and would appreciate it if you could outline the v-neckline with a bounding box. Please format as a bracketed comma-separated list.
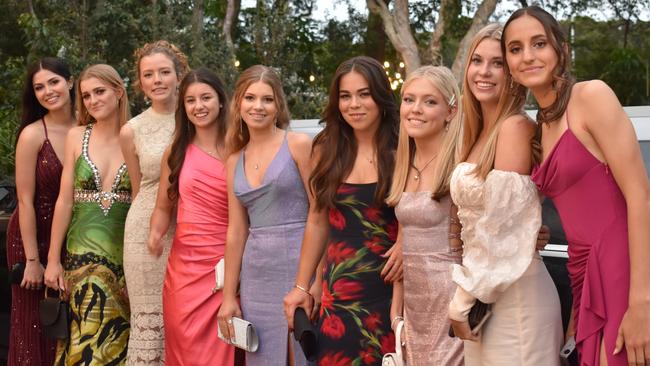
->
[82, 123, 127, 194]
[242, 135, 286, 190]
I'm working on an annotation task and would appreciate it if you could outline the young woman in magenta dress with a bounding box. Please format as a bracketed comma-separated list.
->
[6, 57, 76, 366]
[216, 65, 314, 366]
[447, 22, 562, 365]
[44, 64, 132, 364]
[503, 6, 650, 365]
[147, 67, 235, 366]
[120, 40, 189, 365]
[284, 56, 403, 366]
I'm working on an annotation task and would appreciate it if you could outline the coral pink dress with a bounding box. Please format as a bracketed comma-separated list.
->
[163, 144, 234, 365]
[532, 115, 630, 366]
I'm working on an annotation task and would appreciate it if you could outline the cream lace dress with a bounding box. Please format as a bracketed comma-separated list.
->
[123, 108, 175, 365]
[448, 162, 562, 366]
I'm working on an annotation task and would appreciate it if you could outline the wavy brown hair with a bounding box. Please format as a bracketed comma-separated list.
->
[167, 67, 229, 200]
[132, 40, 190, 96]
[76, 64, 130, 126]
[225, 65, 291, 154]
[310, 56, 399, 210]
[503, 6, 575, 125]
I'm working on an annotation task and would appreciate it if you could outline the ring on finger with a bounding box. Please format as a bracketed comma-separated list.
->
[227, 318, 233, 324]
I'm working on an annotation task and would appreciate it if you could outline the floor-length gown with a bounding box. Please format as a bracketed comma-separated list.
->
[317, 182, 397, 366]
[5, 119, 59, 366]
[56, 123, 132, 365]
[449, 162, 562, 366]
[394, 193, 463, 366]
[234, 135, 310, 366]
[123, 108, 175, 365]
[532, 114, 630, 366]
[163, 144, 234, 366]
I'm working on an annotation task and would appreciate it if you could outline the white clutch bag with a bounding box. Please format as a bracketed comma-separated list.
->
[382, 320, 406, 366]
[212, 258, 225, 293]
[217, 316, 259, 352]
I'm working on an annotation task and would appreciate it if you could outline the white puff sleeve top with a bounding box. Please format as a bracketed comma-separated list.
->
[448, 162, 541, 321]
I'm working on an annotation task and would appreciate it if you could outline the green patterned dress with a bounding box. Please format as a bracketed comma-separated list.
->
[56, 123, 131, 365]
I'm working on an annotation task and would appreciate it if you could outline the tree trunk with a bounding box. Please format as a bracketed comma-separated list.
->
[192, 0, 205, 56]
[223, 0, 241, 51]
[366, 0, 389, 62]
[450, 0, 498, 81]
[366, 0, 421, 75]
[428, 0, 458, 65]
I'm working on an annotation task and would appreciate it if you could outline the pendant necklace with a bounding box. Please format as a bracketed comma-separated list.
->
[411, 153, 438, 181]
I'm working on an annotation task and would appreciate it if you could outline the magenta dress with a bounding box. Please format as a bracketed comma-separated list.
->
[532, 121, 630, 366]
[5, 119, 59, 366]
[162, 144, 234, 365]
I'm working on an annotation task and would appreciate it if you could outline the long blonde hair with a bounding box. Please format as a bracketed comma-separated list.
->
[387, 65, 462, 205]
[76, 64, 130, 126]
[460, 23, 533, 178]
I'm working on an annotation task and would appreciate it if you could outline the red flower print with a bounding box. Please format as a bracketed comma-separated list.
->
[363, 312, 382, 332]
[359, 346, 377, 365]
[318, 351, 351, 366]
[327, 241, 355, 264]
[337, 185, 358, 194]
[321, 313, 346, 339]
[364, 206, 382, 222]
[332, 278, 363, 301]
[387, 221, 398, 242]
[364, 236, 386, 255]
[380, 332, 396, 354]
[321, 282, 334, 311]
[329, 208, 346, 230]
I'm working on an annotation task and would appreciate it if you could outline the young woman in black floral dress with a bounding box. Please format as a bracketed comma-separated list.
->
[284, 56, 402, 366]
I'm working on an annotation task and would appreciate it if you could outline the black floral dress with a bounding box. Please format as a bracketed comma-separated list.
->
[317, 183, 398, 366]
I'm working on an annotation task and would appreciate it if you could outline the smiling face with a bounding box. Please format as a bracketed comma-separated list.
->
[139, 52, 179, 106]
[32, 69, 72, 112]
[338, 71, 381, 133]
[400, 78, 452, 141]
[504, 14, 559, 92]
[239, 81, 278, 131]
[80, 77, 122, 122]
[184, 82, 221, 129]
[467, 38, 505, 106]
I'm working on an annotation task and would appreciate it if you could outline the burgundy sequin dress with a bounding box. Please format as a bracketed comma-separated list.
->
[5, 120, 61, 366]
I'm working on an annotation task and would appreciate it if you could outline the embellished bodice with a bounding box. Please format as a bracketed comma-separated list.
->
[73, 123, 131, 216]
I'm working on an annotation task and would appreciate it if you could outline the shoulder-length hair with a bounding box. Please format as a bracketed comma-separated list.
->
[132, 40, 190, 96]
[310, 56, 399, 210]
[17, 57, 75, 144]
[167, 67, 229, 201]
[225, 65, 290, 154]
[503, 6, 574, 125]
[386, 65, 461, 205]
[76, 64, 130, 126]
[461, 23, 537, 179]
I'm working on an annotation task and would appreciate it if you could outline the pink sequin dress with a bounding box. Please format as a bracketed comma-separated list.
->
[532, 118, 630, 366]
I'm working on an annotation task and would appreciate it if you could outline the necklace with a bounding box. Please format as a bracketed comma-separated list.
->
[411, 153, 438, 181]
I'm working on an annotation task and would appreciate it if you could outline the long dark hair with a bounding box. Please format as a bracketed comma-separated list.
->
[167, 67, 229, 200]
[310, 56, 399, 210]
[17, 57, 75, 144]
[503, 6, 575, 125]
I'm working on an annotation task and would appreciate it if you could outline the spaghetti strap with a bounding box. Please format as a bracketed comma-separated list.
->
[41, 117, 49, 140]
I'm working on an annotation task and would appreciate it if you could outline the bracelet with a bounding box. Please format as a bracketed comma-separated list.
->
[27, 257, 38, 262]
[448, 232, 461, 240]
[449, 217, 461, 226]
[391, 315, 404, 329]
[294, 284, 312, 297]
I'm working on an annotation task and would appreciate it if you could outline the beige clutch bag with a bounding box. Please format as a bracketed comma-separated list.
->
[217, 316, 259, 352]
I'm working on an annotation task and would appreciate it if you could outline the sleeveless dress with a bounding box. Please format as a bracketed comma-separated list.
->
[162, 144, 234, 366]
[394, 193, 463, 366]
[234, 135, 310, 366]
[123, 108, 175, 365]
[449, 162, 562, 366]
[56, 123, 132, 365]
[317, 182, 397, 366]
[5, 119, 59, 366]
[532, 117, 630, 366]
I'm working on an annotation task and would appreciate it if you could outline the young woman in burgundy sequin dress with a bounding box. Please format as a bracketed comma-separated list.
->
[5, 57, 76, 366]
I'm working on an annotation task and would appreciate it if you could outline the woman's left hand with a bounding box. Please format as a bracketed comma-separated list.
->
[449, 319, 479, 342]
[614, 301, 650, 365]
[536, 224, 550, 251]
[381, 240, 403, 282]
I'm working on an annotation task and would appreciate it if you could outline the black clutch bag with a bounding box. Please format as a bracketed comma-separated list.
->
[9, 262, 25, 284]
[293, 307, 318, 361]
[448, 300, 491, 337]
[39, 288, 69, 339]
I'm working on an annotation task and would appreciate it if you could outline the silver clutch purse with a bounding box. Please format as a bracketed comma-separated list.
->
[217, 316, 259, 352]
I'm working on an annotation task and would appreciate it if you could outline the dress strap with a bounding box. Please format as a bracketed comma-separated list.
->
[41, 117, 49, 140]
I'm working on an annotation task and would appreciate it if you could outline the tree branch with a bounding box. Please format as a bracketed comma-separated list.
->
[450, 0, 497, 80]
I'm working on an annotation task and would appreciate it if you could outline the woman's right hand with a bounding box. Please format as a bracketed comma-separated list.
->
[217, 296, 242, 344]
[283, 287, 314, 330]
[21, 260, 45, 290]
[44, 261, 65, 291]
[147, 233, 164, 258]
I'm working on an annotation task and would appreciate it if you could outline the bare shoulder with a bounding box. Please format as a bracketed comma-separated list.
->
[498, 114, 536, 142]
[120, 123, 134, 138]
[572, 80, 626, 129]
[226, 151, 241, 170]
[287, 132, 312, 155]
[18, 121, 46, 145]
[67, 125, 86, 141]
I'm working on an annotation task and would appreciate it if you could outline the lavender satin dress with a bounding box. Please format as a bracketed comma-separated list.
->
[234, 135, 310, 366]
